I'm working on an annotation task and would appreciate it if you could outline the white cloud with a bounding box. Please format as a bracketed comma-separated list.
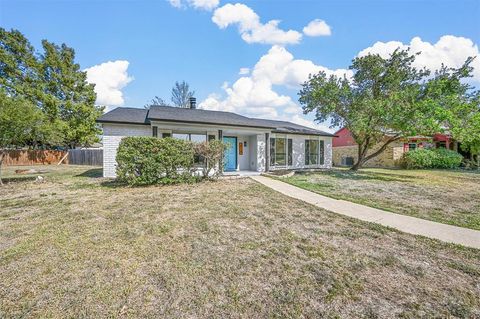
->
[358, 35, 480, 82]
[188, 0, 219, 10]
[167, 0, 219, 10]
[199, 45, 350, 131]
[252, 45, 352, 88]
[238, 67, 250, 75]
[168, 0, 182, 8]
[212, 3, 302, 45]
[303, 19, 331, 37]
[85, 60, 133, 110]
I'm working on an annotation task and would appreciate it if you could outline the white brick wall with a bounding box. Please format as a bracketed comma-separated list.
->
[102, 124, 151, 177]
[256, 134, 266, 172]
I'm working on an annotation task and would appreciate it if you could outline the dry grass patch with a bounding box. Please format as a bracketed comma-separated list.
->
[0, 165, 479, 318]
[281, 168, 480, 230]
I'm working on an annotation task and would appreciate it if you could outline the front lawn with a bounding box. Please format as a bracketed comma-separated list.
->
[280, 168, 480, 230]
[1, 166, 479, 318]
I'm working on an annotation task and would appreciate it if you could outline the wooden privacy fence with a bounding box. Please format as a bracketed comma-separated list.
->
[2, 150, 67, 166]
[2, 149, 103, 166]
[68, 149, 103, 166]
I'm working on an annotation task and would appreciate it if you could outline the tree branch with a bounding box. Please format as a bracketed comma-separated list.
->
[363, 134, 402, 162]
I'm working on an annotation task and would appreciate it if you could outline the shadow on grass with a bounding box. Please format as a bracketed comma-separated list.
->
[75, 168, 103, 178]
[1, 176, 37, 184]
[297, 169, 418, 183]
[100, 179, 129, 189]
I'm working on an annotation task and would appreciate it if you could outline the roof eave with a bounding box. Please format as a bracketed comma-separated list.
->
[148, 117, 275, 130]
[96, 119, 149, 125]
[271, 130, 334, 137]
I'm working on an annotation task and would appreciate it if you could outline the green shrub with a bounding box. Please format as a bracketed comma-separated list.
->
[116, 137, 197, 185]
[402, 148, 463, 169]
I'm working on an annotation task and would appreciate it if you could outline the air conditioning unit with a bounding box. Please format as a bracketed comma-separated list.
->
[341, 156, 354, 166]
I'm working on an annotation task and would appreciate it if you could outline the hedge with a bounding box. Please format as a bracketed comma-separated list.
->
[401, 148, 463, 169]
[115, 136, 226, 185]
[116, 137, 197, 185]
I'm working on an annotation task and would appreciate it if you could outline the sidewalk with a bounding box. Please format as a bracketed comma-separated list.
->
[251, 175, 480, 249]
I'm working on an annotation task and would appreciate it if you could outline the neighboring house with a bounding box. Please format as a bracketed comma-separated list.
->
[332, 127, 458, 168]
[97, 101, 334, 178]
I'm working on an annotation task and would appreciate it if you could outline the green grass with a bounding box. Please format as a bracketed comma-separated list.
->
[0, 165, 479, 318]
[278, 168, 480, 230]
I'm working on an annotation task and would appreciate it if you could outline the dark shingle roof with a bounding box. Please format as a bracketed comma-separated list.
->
[147, 106, 273, 129]
[97, 105, 333, 136]
[97, 107, 148, 124]
[248, 119, 332, 136]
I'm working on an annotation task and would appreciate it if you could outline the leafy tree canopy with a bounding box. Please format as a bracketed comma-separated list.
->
[299, 49, 479, 170]
[0, 28, 103, 149]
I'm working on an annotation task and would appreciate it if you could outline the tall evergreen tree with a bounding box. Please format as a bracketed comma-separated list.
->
[0, 28, 103, 149]
[41, 40, 103, 148]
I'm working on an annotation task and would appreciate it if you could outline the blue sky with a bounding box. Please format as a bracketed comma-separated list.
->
[1, 0, 479, 131]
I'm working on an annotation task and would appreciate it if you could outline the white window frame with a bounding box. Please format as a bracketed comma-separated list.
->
[270, 134, 292, 168]
[305, 137, 325, 167]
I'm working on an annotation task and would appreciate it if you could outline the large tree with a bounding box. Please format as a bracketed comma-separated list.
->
[299, 49, 476, 170]
[427, 60, 480, 167]
[171, 81, 195, 108]
[41, 40, 103, 148]
[0, 93, 58, 184]
[0, 28, 103, 149]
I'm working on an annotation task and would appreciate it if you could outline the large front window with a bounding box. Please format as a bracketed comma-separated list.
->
[305, 140, 325, 165]
[270, 136, 292, 166]
[172, 133, 207, 142]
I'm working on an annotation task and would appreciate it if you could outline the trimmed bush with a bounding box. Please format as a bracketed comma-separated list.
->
[193, 140, 227, 178]
[116, 137, 197, 185]
[402, 148, 463, 169]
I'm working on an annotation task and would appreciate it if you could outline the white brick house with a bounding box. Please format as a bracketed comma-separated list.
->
[97, 104, 334, 178]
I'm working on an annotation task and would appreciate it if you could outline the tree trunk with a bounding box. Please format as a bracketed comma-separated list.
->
[0, 152, 5, 186]
[350, 142, 369, 171]
[350, 135, 401, 171]
[350, 145, 363, 171]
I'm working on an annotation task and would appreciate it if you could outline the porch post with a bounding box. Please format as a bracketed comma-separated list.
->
[218, 130, 223, 174]
[265, 133, 270, 172]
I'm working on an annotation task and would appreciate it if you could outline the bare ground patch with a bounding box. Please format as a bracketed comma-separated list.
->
[0, 166, 479, 318]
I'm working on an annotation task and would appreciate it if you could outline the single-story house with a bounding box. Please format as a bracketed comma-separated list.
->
[332, 127, 459, 168]
[97, 101, 334, 177]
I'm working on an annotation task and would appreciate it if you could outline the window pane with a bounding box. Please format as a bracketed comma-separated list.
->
[172, 133, 189, 140]
[162, 133, 171, 138]
[288, 139, 292, 166]
[275, 138, 286, 166]
[190, 134, 207, 143]
[152, 127, 158, 137]
[306, 140, 319, 165]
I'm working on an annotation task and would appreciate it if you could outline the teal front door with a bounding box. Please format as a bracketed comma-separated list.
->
[223, 136, 237, 171]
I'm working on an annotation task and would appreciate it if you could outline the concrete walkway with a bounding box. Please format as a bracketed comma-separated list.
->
[251, 175, 480, 249]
